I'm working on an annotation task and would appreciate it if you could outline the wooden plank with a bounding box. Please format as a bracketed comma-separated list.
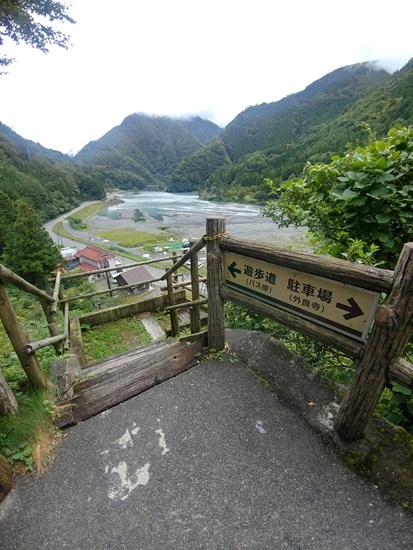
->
[56, 340, 202, 427]
[75, 340, 186, 390]
[178, 310, 191, 324]
[78, 340, 163, 377]
[138, 312, 166, 341]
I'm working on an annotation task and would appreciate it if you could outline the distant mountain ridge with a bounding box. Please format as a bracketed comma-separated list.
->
[74, 114, 221, 190]
[0, 122, 105, 220]
[1, 58, 412, 218]
[221, 62, 391, 160]
[196, 59, 413, 200]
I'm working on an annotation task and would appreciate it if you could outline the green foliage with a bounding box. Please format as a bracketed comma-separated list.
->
[169, 138, 231, 192]
[0, 389, 55, 472]
[0, 122, 105, 220]
[263, 126, 413, 268]
[3, 200, 63, 287]
[0, 187, 16, 256]
[67, 215, 87, 230]
[0, 0, 75, 69]
[379, 383, 413, 435]
[82, 317, 152, 362]
[75, 114, 219, 191]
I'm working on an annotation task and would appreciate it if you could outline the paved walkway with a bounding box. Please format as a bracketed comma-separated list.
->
[1, 332, 412, 549]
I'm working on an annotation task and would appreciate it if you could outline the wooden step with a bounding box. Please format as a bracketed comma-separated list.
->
[138, 312, 166, 341]
[55, 338, 204, 428]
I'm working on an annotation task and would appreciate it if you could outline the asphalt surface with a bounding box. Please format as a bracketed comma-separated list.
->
[1, 331, 413, 549]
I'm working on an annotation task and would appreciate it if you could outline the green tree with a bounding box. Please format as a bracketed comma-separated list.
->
[263, 126, 413, 269]
[0, 188, 16, 257]
[3, 200, 62, 288]
[0, 0, 75, 69]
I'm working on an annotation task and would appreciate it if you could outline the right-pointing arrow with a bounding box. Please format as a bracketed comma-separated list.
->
[336, 297, 364, 320]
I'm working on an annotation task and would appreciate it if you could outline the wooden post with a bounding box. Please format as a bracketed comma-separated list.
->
[166, 257, 180, 337]
[0, 369, 18, 414]
[51, 270, 62, 314]
[63, 302, 70, 350]
[0, 280, 46, 389]
[335, 243, 413, 440]
[0, 452, 13, 503]
[206, 217, 226, 351]
[40, 300, 63, 354]
[189, 240, 201, 334]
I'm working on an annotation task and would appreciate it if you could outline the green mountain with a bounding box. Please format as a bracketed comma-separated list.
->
[1, 59, 412, 221]
[179, 116, 221, 144]
[74, 114, 221, 190]
[197, 60, 413, 202]
[0, 123, 105, 220]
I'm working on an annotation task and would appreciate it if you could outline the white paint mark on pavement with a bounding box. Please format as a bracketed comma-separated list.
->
[131, 422, 140, 436]
[156, 428, 170, 455]
[108, 461, 150, 501]
[117, 428, 133, 449]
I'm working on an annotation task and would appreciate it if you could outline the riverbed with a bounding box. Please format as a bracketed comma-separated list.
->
[88, 191, 306, 245]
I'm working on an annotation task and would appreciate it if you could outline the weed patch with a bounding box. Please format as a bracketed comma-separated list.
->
[82, 316, 152, 362]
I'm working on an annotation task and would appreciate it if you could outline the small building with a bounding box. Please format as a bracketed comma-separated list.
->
[74, 246, 116, 278]
[113, 265, 155, 295]
[60, 247, 80, 271]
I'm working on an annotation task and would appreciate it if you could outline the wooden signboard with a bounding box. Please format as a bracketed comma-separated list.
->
[224, 251, 380, 341]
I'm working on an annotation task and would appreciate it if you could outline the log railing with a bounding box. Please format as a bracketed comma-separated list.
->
[0, 244, 207, 390]
[204, 217, 413, 441]
[3, 215, 413, 442]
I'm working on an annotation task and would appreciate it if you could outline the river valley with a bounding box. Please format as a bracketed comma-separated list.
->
[89, 191, 306, 245]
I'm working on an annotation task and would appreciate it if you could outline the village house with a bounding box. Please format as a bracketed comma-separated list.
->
[74, 246, 116, 279]
[60, 247, 80, 271]
[112, 265, 155, 295]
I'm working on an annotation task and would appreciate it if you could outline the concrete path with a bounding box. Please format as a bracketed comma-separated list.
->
[1, 333, 412, 549]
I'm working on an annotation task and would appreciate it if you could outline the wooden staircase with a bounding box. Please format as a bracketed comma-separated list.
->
[55, 336, 205, 428]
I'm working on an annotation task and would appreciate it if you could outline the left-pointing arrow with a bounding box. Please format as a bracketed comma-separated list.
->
[336, 297, 364, 320]
[228, 261, 241, 278]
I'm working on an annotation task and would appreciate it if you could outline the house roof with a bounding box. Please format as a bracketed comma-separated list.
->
[78, 262, 97, 273]
[114, 265, 154, 285]
[74, 246, 114, 262]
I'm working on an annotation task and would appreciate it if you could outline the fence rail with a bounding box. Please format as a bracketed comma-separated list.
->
[205, 217, 413, 441]
[2, 215, 413, 442]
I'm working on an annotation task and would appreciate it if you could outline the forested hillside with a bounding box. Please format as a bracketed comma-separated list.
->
[0, 123, 105, 220]
[74, 114, 220, 191]
[197, 60, 413, 202]
[1, 59, 412, 218]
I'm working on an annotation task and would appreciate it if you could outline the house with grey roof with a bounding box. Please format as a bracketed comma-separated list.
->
[112, 265, 155, 295]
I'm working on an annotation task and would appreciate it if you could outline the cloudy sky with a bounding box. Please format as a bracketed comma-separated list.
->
[1, 0, 412, 154]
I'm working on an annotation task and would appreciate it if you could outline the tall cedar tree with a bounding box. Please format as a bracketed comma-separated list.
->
[0, 189, 15, 256]
[3, 200, 62, 288]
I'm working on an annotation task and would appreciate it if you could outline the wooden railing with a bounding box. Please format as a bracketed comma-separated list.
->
[204, 217, 413, 441]
[3, 215, 413, 442]
[0, 245, 207, 391]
